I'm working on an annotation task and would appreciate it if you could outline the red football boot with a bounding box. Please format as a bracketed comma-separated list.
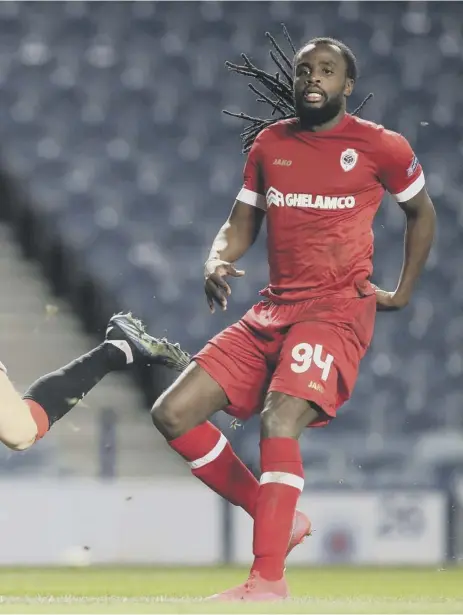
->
[287, 510, 312, 556]
[206, 571, 289, 602]
[206, 512, 311, 602]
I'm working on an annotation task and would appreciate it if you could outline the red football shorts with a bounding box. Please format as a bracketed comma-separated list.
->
[194, 295, 376, 427]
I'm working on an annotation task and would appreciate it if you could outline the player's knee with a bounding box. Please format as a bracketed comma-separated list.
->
[5, 437, 34, 451]
[0, 377, 40, 450]
[151, 393, 188, 440]
[0, 422, 36, 451]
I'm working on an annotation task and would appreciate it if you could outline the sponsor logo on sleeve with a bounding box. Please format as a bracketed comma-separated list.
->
[407, 155, 419, 177]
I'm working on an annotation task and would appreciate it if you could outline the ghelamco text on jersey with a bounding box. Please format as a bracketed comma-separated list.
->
[266, 187, 356, 210]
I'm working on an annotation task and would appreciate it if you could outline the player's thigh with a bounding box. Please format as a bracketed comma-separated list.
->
[151, 361, 228, 439]
[194, 320, 270, 424]
[270, 321, 362, 426]
[0, 371, 38, 450]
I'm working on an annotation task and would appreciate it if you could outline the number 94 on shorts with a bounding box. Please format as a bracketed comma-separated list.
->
[290, 342, 334, 381]
[194, 296, 376, 428]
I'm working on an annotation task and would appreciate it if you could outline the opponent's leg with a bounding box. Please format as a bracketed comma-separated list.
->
[0, 313, 189, 450]
[0, 369, 41, 450]
[22, 342, 130, 439]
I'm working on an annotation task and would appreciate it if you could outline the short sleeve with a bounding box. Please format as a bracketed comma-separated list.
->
[236, 138, 267, 211]
[376, 129, 425, 202]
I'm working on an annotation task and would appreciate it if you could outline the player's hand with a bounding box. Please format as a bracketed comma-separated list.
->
[204, 258, 245, 313]
[373, 286, 409, 311]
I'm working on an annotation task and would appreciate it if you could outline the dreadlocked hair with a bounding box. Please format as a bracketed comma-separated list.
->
[223, 25, 373, 153]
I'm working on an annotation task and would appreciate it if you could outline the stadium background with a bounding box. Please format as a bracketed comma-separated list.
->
[0, 0, 462, 608]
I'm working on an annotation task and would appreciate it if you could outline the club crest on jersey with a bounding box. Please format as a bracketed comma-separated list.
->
[340, 149, 358, 172]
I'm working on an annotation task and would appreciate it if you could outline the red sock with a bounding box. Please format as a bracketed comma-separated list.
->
[169, 422, 259, 517]
[24, 399, 50, 441]
[251, 438, 304, 581]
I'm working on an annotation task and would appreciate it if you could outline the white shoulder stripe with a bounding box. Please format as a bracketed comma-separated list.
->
[236, 187, 267, 211]
[393, 170, 425, 202]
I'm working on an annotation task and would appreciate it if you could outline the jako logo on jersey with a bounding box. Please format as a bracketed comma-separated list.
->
[308, 381, 324, 394]
[340, 148, 358, 172]
[273, 158, 292, 166]
[266, 187, 356, 210]
[407, 155, 419, 177]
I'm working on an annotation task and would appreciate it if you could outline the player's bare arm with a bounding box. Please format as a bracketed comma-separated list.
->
[375, 187, 436, 311]
[204, 201, 265, 312]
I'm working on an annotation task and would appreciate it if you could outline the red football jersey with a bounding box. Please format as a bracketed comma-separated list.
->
[236, 114, 425, 303]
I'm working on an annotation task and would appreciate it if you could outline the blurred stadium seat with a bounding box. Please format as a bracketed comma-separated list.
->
[0, 1, 461, 485]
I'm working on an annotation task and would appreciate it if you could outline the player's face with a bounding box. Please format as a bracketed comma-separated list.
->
[293, 43, 354, 126]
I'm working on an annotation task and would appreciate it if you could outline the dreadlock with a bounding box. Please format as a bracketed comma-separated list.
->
[223, 24, 373, 153]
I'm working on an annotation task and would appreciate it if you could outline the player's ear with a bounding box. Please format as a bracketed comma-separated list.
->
[344, 78, 354, 98]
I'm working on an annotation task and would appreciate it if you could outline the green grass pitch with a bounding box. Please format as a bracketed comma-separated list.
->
[0, 566, 461, 614]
